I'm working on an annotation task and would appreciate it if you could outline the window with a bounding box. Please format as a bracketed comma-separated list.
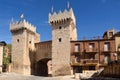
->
[29, 41, 31, 44]
[104, 56, 110, 64]
[59, 38, 62, 42]
[17, 39, 19, 42]
[104, 42, 110, 51]
[59, 26, 62, 29]
[89, 66, 95, 70]
[75, 44, 80, 52]
[109, 32, 113, 37]
[89, 54, 95, 59]
[89, 43, 94, 51]
[75, 56, 80, 63]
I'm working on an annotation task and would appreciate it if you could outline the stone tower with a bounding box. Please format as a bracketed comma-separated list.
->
[10, 16, 40, 75]
[49, 7, 77, 76]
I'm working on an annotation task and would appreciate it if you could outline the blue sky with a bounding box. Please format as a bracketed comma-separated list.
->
[0, 0, 120, 44]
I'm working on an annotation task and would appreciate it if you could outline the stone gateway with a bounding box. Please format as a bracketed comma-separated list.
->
[9, 6, 120, 77]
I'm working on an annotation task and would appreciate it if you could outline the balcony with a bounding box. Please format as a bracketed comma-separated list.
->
[85, 48, 98, 54]
[72, 50, 81, 56]
[81, 59, 98, 64]
[102, 48, 111, 53]
[71, 59, 99, 66]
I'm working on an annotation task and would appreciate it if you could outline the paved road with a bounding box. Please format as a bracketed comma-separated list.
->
[1, 73, 119, 80]
[0, 73, 75, 80]
[81, 78, 120, 80]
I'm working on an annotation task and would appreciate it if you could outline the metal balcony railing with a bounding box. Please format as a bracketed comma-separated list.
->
[80, 59, 98, 64]
[85, 48, 98, 53]
[72, 59, 98, 64]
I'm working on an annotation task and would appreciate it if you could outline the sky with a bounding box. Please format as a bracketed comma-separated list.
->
[0, 0, 120, 44]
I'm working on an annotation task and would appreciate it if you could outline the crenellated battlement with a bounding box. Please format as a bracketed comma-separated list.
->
[49, 8, 76, 25]
[10, 19, 36, 33]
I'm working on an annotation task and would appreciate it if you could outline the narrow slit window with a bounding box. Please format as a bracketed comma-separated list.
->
[17, 39, 19, 43]
[59, 38, 62, 42]
[29, 41, 31, 44]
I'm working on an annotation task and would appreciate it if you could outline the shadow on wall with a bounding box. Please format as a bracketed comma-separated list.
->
[29, 49, 36, 75]
[29, 48, 52, 76]
[35, 58, 51, 76]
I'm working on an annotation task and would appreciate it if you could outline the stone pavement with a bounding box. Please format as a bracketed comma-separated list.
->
[0, 73, 76, 80]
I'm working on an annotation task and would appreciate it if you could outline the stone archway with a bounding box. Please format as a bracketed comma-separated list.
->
[35, 58, 51, 76]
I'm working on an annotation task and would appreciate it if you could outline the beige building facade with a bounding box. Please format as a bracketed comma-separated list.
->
[0, 43, 4, 72]
[9, 6, 120, 77]
[10, 7, 78, 76]
[0, 42, 6, 72]
[10, 19, 40, 75]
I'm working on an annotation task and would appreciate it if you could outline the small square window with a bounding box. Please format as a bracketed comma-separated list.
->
[59, 38, 62, 42]
[17, 39, 19, 42]
[59, 26, 62, 29]
[109, 32, 113, 37]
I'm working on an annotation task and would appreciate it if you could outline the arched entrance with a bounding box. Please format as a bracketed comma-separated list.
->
[35, 58, 51, 76]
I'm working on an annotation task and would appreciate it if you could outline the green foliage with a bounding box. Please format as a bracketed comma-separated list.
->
[3, 44, 12, 68]
[6, 44, 11, 50]
[3, 56, 11, 67]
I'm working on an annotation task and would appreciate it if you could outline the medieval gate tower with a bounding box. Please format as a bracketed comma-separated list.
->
[10, 16, 40, 75]
[49, 7, 77, 76]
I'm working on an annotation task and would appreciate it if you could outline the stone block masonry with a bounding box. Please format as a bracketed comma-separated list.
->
[49, 8, 77, 76]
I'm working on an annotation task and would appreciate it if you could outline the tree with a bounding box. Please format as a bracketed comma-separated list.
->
[2, 44, 11, 72]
